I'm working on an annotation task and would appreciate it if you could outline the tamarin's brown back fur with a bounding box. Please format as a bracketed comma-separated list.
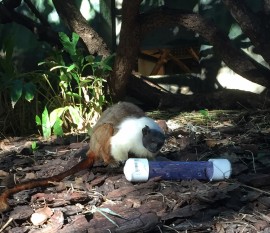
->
[89, 102, 146, 164]
[92, 102, 145, 130]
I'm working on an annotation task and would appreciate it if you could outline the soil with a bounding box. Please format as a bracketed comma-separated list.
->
[0, 109, 270, 233]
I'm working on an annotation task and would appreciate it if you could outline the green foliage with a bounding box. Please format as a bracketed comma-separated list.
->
[38, 32, 112, 136]
[31, 141, 39, 151]
[0, 37, 37, 108]
[199, 109, 209, 118]
[59, 32, 79, 57]
[36, 106, 64, 139]
[0, 32, 112, 137]
[0, 35, 45, 135]
[199, 109, 212, 124]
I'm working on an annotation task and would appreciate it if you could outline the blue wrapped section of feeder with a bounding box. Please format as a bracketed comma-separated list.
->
[148, 161, 214, 180]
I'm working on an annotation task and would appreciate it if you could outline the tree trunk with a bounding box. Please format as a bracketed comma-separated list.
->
[110, 0, 143, 101]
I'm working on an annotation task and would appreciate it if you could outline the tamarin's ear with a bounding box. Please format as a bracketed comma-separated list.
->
[142, 125, 150, 136]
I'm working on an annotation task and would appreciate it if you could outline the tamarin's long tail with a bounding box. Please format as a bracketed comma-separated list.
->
[0, 151, 96, 213]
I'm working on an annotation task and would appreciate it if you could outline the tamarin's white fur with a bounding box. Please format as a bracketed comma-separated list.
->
[89, 101, 165, 165]
[110, 116, 163, 161]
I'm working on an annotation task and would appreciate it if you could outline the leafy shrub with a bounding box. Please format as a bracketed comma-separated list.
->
[0, 35, 43, 135]
[0, 32, 113, 137]
[37, 32, 113, 137]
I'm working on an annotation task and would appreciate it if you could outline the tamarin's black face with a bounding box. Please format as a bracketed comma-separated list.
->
[142, 126, 165, 153]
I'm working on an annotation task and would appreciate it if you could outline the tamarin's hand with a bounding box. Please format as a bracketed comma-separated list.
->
[0, 102, 165, 212]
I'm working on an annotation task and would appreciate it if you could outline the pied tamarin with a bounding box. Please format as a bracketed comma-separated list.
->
[0, 102, 165, 212]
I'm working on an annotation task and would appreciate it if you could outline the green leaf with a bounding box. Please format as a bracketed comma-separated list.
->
[80, 79, 93, 84]
[79, 55, 85, 67]
[42, 107, 51, 139]
[66, 92, 82, 99]
[49, 107, 66, 128]
[38, 61, 46, 66]
[50, 65, 66, 71]
[85, 55, 94, 63]
[99, 95, 106, 106]
[70, 53, 83, 65]
[68, 106, 83, 129]
[10, 79, 23, 108]
[59, 73, 69, 82]
[72, 32, 80, 46]
[101, 64, 112, 72]
[59, 32, 72, 54]
[199, 109, 209, 117]
[59, 32, 79, 56]
[35, 115, 41, 126]
[92, 206, 120, 228]
[70, 72, 80, 83]
[31, 141, 38, 151]
[24, 82, 36, 102]
[102, 54, 115, 68]
[53, 117, 64, 136]
[59, 80, 68, 89]
[67, 64, 76, 72]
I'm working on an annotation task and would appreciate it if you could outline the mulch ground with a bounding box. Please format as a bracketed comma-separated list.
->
[0, 109, 270, 233]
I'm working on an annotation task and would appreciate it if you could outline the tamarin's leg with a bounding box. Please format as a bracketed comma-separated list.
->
[89, 123, 115, 165]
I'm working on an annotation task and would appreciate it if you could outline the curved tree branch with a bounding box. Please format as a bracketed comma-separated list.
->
[128, 74, 270, 110]
[222, 0, 270, 66]
[140, 10, 270, 87]
[52, 0, 110, 58]
[24, 0, 50, 27]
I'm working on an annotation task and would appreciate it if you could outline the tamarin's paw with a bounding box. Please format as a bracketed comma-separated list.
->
[107, 160, 121, 168]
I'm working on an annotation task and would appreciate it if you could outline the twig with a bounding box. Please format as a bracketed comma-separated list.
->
[244, 150, 256, 173]
[24, 0, 50, 26]
[0, 217, 13, 232]
[163, 224, 180, 233]
[240, 183, 270, 196]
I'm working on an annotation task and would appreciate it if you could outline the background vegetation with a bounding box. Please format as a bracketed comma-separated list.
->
[0, 0, 270, 136]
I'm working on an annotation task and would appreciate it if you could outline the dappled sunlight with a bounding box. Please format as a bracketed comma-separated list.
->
[80, 0, 99, 21]
[217, 66, 266, 94]
[48, 10, 60, 23]
[80, 0, 92, 20]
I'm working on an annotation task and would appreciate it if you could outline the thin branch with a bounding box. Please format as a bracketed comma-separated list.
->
[24, 0, 50, 27]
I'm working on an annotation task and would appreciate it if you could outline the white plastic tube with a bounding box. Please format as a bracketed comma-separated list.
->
[124, 158, 232, 182]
